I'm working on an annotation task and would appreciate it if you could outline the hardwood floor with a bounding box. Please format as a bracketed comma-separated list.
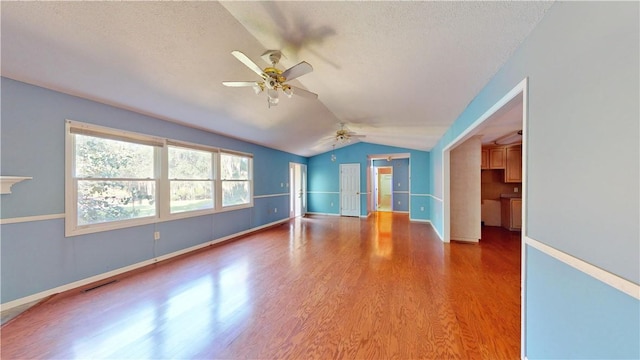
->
[0, 213, 521, 359]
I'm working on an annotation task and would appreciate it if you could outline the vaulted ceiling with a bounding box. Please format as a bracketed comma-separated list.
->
[1, 1, 552, 156]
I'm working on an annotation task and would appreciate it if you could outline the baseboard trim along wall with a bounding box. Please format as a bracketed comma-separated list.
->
[431, 222, 444, 241]
[305, 212, 340, 217]
[0, 218, 290, 311]
[526, 236, 639, 300]
[451, 237, 479, 243]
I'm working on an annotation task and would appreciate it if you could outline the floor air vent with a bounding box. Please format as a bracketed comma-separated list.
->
[83, 280, 118, 293]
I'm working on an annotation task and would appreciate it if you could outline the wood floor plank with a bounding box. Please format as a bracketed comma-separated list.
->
[1, 213, 521, 359]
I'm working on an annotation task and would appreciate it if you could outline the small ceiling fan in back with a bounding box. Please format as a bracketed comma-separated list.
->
[335, 123, 365, 144]
[223, 50, 318, 108]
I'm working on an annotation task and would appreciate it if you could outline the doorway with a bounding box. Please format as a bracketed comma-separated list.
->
[289, 163, 307, 218]
[374, 166, 393, 212]
[340, 163, 360, 217]
[442, 78, 528, 358]
[443, 79, 527, 243]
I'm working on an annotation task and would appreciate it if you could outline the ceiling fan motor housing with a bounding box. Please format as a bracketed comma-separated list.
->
[261, 50, 282, 66]
[223, 50, 318, 107]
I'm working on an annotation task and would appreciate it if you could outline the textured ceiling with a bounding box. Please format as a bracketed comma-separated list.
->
[1, 1, 552, 156]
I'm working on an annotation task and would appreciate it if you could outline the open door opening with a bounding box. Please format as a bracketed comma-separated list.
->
[374, 166, 393, 212]
[443, 78, 527, 358]
[289, 163, 307, 218]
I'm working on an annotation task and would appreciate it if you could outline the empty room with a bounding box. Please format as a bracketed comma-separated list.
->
[1, 2, 638, 359]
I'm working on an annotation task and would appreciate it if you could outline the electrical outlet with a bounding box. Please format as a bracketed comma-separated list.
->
[154, 231, 160, 240]
[280, 182, 284, 188]
[514, 187, 519, 193]
[274, 208, 277, 213]
[420, 206, 425, 211]
[330, 202, 334, 207]
[397, 201, 401, 205]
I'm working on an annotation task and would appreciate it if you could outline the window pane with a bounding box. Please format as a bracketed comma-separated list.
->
[222, 181, 249, 206]
[77, 180, 156, 225]
[170, 181, 214, 213]
[168, 147, 212, 179]
[221, 153, 249, 180]
[75, 135, 154, 178]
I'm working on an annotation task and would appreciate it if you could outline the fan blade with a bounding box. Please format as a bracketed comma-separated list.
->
[282, 61, 313, 81]
[222, 81, 258, 87]
[231, 51, 265, 78]
[290, 86, 318, 99]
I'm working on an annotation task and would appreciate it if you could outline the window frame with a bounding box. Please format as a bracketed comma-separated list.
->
[65, 120, 254, 237]
[163, 140, 218, 220]
[219, 150, 254, 210]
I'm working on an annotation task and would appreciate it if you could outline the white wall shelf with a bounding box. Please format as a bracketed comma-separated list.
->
[1, 176, 32, 194]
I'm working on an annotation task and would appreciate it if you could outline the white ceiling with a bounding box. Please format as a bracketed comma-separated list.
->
[1, 1, 552, 157]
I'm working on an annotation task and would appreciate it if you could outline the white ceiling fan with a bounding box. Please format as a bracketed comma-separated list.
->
[335, 123, 365, 144]
[309, 122, 367, 155]
[223, 50, 318, 108]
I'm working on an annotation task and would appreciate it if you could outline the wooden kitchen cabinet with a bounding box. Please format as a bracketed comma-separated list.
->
[489, 147, 506, 169]
[501, 197, 522, 231]
[481, 146, 506, 170]
[505, 145, 522, 183]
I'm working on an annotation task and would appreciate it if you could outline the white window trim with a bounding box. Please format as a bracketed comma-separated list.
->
[65, 120, 254, 237]
[219, 151, 254, 210]
[165, 140, 218, 219]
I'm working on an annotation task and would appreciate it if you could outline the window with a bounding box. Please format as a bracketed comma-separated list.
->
[168, 145, 214, 214]
[220, 152, 252, 207]
[75, 135, 157, 225]
[66, 121, 253, 236]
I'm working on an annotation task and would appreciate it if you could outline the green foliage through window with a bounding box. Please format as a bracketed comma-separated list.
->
[68, 123, 254, 235]
[168, 147, 215, 213]
[221, 153, 251, 207]
[75, 135, 156, 225]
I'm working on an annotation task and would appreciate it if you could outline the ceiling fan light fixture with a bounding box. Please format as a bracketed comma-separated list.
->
[283, 85, 293, 98]
[224, 50, 317, 109]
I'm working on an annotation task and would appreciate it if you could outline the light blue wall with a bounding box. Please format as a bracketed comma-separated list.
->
[0, 77, 306, 304]
[526, 247, 639, 359]
[307, 142, 429, 219]
[428, 2, 639, 357]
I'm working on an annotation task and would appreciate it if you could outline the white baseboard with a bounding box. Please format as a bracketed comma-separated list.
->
[305, 212, 340, 217]
[431, 223, 444, 242]
[451, 237, 479, 243]
[0, 218, 289, 311]
[409, 218, 430, 223]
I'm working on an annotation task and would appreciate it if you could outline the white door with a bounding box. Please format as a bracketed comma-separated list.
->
[289, 163, 307, 218]
[340, 163, 360, 217]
